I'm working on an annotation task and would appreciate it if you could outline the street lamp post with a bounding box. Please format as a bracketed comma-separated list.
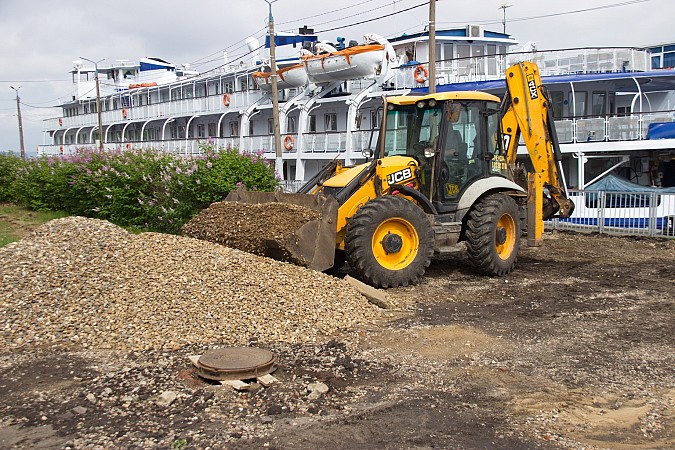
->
[10, 86, 25, 160]
[428, 0, 436, 94]
[499, 4, 512, 35]
[263, 0, 283, 179]
[80, 57, 105, 150]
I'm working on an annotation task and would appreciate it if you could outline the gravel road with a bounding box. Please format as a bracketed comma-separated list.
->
[0, 219, 673, 449]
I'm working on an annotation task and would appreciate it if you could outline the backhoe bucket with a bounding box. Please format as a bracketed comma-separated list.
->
[222, 189, 339, 271]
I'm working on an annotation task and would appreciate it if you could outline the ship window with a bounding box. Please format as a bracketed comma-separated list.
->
[472, 46, 485, 75]
[223, 81, 234, 94]
[309, 115, 316, 132]
[487, 45, 497, 76]
[457, 45, 470, 74]
[208, 123, 217, 137]
[229, 121, 239, 136]
[249, 120, 254, 136]
[663, 53, 675, 68]
[325, 113, 337, 131]
[370, 109, 382, 130]
[617, 106, 631, 116]
[197, 124, 205, 138]
[550, 91, 564, 118]
[444, 43, 453, 63]
[268, 118, 274, 134]
[608, 93, 615, 115]
[652, 55, 661, 69]
[569, 91, 587, 117]
[287, 116, 297, 133]
[592, 92, 606, 116]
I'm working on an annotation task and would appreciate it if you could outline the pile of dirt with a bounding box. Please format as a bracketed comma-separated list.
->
[0, 217, 377, 351]
[182, 201, 321, 262]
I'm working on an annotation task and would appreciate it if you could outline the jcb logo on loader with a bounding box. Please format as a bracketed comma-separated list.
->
[526, 74, 538, 99]
[386, 167, 413, 185]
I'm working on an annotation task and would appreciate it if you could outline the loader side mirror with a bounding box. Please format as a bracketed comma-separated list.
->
[362, 148, 374, 159]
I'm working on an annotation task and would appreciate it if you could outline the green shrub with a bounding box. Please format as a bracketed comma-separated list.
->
[0, 153, 23, 202]
[10, 145, 279, 233]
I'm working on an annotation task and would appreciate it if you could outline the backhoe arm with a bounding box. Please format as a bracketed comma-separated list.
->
[501, 62, 574, 221]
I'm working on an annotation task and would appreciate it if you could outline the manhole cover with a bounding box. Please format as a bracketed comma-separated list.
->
[195, 347, 277, 381]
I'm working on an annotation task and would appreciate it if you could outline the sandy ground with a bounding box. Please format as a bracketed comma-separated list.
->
[1, 231, 673, 449]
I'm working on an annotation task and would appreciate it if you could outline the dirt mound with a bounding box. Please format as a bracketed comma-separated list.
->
[182, 201, 321, 263]
[0, 217, 377, 351]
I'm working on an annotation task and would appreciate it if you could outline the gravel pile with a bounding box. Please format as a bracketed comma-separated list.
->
[0, 217, 378, 352]
[182, 201, 321, 261]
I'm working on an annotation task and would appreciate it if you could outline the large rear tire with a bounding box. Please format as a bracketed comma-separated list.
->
[465, 193, 521, 276]
[345, 196, 433, 288]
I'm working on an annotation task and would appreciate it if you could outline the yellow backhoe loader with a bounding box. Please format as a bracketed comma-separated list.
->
[223, 61, 574, 288]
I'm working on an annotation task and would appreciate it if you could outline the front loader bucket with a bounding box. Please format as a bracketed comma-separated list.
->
[184, 189, 339, 272]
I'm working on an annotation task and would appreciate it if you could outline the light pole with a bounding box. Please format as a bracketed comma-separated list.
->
[499, 3, 512, 35]
[10, 86, 25, 160]
[263, 0, 283, 179]
[428, 0, 436, 94]
[80, 56, 105, 150]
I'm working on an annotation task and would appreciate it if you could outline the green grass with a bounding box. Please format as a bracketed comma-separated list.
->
[0, 204, 69, 247]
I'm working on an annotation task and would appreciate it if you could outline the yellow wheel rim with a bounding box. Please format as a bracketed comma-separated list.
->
[496, 213, 517, 260]
[372, 218, 419, 270]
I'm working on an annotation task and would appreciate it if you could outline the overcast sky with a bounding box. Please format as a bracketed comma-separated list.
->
[0, 0, 672, 155]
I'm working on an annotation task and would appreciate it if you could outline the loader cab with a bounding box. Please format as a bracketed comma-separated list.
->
[382, 92, 508, 212]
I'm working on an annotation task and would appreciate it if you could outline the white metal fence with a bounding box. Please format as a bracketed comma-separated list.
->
[547, 190, 675, 238]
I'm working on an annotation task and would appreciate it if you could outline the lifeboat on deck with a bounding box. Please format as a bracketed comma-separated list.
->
[301, 34, 394, 84]
[128, 82, 158, 89]
[252, 63, 308, 92]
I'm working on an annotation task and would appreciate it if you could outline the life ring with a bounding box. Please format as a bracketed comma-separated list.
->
[58, 117, 63, 126]
[223, 93, 231, 107]
[283, 135, 294, 151]
[125, 143, 131, 150]
[414, 65, 429, 84]
[122, 108, 128, 119]
[59, 145, 64, 154]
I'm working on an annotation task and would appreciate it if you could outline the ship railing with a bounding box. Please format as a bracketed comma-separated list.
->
[514, 48, 651, 76]
[278, 180, 305, 193]
[553, 110, 675, 144]
[300, 131, 347, 153]
[547, 190, 675, 238]
[391, 47, 651, 90]
[392, 56, 508, 90]
[50, 90, 266, 130]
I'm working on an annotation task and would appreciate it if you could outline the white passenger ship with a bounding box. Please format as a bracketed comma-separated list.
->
[39, 25, 675, 193]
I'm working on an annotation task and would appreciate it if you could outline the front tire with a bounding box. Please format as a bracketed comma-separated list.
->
[345, 196, 433, 288]
[465, 193, 521, 276]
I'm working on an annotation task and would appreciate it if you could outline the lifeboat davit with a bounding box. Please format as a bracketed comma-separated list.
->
[252, 63, 308, 92]
[301, 34, 394, 84]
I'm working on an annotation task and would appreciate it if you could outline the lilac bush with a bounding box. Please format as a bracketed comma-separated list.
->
[10, 145, 279, 233]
